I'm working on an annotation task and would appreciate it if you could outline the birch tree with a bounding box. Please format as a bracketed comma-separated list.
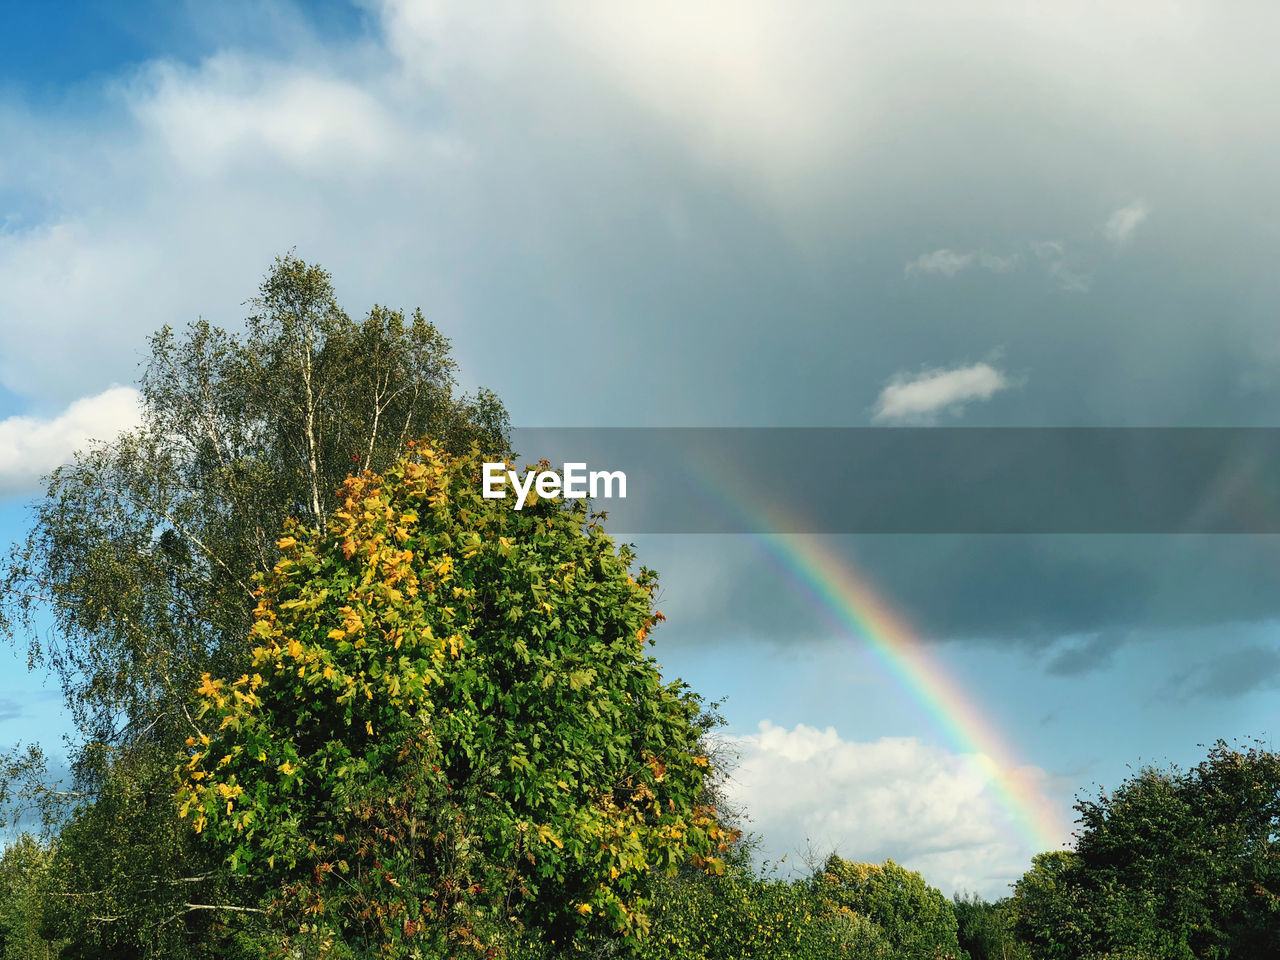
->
[0, 255, 508, 955]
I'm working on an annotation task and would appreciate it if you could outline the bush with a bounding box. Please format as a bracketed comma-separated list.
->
[816, 857, 963, 960]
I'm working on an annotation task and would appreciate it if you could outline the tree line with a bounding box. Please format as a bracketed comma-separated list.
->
[0, 257, 1277, 958]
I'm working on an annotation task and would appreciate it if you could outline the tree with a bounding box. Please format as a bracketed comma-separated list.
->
[815, 856, 963, 960]
[1012, 740, 1280, 959]
[0, 255, 508, 954]
[952, 892, 1031, 960]
[0, 834, 64, 960]
[39, 747, 274, 960]
[631, 863, 892, 960]
[1009, 851, 1087, 960]
[176, 444, 735, 958]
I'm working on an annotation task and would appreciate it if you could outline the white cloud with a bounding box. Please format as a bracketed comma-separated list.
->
[903, 249, 1018, 278]
[978, 251, 1019, 273]
[0, 387, 141, 496]
[1104, 200, 1150, 246]
[873, 362, 1012, 424]
[1047, 259, 1093, 293]
[719, 721, 1050, 897]
[904, 249, 973, 278]
[129, 55, 408, 179]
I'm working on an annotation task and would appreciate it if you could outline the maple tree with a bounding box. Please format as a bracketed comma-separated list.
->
[177, 444, 735, 958]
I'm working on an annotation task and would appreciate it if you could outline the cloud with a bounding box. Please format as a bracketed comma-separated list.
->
[1163, 643, 1280, 700]
[0, 387, 141, 496]
[904, 249, 975, 278]
[128, 55, 408, 180]
[903, 249, 1017, 278]
[1028, 239, 1093, 292]
[0, 0, 1274, 430]
[904, 238, 1095, 292]
[1104, 200, 1149, 246]
[1046, 258, 1093, 293]
[719, 721, 1054, 897]
[872, 362, 1011, 424]
[1046, 632, 1126, 676]
[652, 535, 1280, 652]
[978, 252, 1020, 273]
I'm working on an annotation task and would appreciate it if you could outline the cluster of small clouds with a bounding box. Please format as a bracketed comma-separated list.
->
[902, 201, 1149, 293]
[718, 721, 1053, 897]
[882, 199, 1152, 423]
[0, 387, 140, 496]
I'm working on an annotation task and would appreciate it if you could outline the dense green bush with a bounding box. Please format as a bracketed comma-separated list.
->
[816, 857, 963, 960]
[632, 867, 890, 960]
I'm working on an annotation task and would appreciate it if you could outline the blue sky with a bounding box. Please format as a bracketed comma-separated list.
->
[5, 0, 1280, 898]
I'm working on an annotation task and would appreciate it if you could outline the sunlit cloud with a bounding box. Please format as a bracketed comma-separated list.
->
[872, 362, 1012, 424]
[0, 386, 141, 496]
[720, 721, 1048, 897]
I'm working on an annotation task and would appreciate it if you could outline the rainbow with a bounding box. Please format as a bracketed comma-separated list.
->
[680, 450, 1067, 853]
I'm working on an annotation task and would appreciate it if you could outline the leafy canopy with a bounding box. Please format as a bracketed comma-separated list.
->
[178, 444, 734, 958]
[1, 254, 508, 753]
[1012, 740, 1280, 960]
[816, 856, 963, 960]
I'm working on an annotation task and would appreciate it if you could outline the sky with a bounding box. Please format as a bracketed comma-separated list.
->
[4, 0, 1280, 899]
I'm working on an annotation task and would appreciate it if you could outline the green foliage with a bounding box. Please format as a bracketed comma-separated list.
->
[816, 856, 963, 960]
[178, 445, 733, 957]
[1009, 851, 1085, 960]
[0, 835, 63, 960]
[628, 865, 892, 960]
[2, 254, 507, 750]
[39, 748, 272, 960]
[1012, 740, 1280, 959]
[952, 892, 1030, 960]
[0, 256, 508, 957]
